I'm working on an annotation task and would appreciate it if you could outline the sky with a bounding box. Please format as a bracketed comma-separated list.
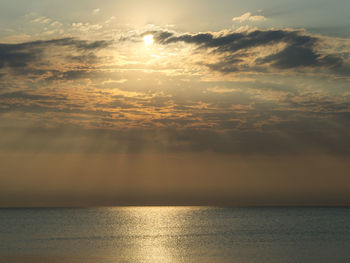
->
[1, 0, 350, 206]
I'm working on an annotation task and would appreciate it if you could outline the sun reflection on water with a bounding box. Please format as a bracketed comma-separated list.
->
[112, 206, 198, 263]
[128, 207, 185, 263]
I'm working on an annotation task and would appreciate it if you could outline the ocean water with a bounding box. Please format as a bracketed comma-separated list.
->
[0, 207, 349, 263]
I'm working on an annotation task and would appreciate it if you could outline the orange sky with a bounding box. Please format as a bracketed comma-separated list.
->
[1, 0, 350, 206]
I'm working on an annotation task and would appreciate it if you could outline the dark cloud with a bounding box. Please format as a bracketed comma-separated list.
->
[0, 38, 111, 74]
[44, 69, 93, 81]
[149, 29, 345, 73]
[0, 91, 51, 100]
[66, 53, 99, 63]
[257, 46, 342, 69]
[0, 44, 40, 69]
[2, 38, 110, 52]
[152, 29, 316, 50]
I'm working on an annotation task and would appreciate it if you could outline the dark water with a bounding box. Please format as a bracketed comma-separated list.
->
[0, 207, 349, 263]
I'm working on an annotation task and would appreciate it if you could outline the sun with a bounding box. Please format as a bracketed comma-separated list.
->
[143, 34, 154, 46]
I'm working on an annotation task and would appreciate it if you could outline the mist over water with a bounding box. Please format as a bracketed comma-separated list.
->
[0, 207, 349, 263]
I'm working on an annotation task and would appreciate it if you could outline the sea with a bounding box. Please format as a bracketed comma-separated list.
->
[0, 207, 349, 263]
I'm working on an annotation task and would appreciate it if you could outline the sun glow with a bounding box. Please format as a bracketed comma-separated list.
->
[143, 34, 154, 46]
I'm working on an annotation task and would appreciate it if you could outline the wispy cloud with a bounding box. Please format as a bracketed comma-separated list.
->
[30, 16, 52, 24]
[92, 8, 101, 15]
[232, 12, 266, 22]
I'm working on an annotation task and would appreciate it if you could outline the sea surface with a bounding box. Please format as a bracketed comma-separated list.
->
[0, 207, 349, 263]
